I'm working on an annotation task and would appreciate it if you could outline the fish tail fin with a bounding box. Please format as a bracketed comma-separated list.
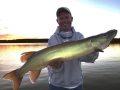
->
[29, 70, 41, 83]
[20, 51, 36, 63]
[2, 70, 23, 90]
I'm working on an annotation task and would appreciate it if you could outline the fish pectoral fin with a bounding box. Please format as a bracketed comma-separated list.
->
[95, 48, 104, 52]
[20, 51, 36, 63]
[2, 70, 23, 90]
[29, 70, 41, 84]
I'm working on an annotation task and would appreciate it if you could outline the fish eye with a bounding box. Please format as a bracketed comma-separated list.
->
[104, 33, 107, 36]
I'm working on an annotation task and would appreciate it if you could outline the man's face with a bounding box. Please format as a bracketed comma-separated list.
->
[57, 11, 73, 32]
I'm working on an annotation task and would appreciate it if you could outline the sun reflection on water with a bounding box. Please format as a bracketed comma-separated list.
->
[0, 43, 47, 71]
[99, 44, 120, 58]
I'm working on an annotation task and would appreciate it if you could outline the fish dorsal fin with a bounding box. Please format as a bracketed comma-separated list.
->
[29, 70, 41, 83]
[20, 51, 36, 63]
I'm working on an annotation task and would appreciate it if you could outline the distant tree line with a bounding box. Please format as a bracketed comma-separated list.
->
[110, 38, 120, 44]
[0, 39, 48, 43]
[0, 38, 120, 43]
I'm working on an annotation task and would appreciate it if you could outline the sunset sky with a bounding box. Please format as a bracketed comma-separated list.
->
[0, 0, 120, 40]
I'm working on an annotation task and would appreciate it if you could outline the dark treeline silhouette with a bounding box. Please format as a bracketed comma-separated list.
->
[0, 39, 48, 43]
[110, 38, 120, 44]
[0, 38, 120, 43]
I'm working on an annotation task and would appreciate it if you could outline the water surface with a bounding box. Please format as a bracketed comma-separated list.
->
[0, 43, 120, 90]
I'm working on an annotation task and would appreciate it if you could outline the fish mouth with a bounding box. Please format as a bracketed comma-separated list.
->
[107, 29, 117, 38]
[106, 29, 117, 41]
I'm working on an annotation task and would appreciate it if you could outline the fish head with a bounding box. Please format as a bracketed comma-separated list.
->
[91, 29, 117, 51]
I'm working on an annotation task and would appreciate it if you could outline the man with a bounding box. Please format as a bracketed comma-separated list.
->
[47, 7, 99, 90]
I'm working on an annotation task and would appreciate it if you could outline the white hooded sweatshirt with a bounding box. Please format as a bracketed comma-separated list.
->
[47, 26, 99, 88]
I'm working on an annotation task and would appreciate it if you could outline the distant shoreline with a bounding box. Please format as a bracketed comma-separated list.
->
[0, 39, 49, 43]
[0, 38, 120, 44]
[109, 38, 120, 44]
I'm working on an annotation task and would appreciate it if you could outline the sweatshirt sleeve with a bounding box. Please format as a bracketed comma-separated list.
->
[77, 32, 99, 63]
[47, 35, 58, 47]
[47, 35, 64, 72]
[79, 51, 99, 63]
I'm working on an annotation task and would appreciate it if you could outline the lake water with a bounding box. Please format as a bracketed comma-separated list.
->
[0, 43, 120, 90]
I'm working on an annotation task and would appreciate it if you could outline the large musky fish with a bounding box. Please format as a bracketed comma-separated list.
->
[2, 29, 117, 90]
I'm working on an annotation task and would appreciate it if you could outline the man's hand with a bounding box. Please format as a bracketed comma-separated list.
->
[49, 60, 64, 69]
